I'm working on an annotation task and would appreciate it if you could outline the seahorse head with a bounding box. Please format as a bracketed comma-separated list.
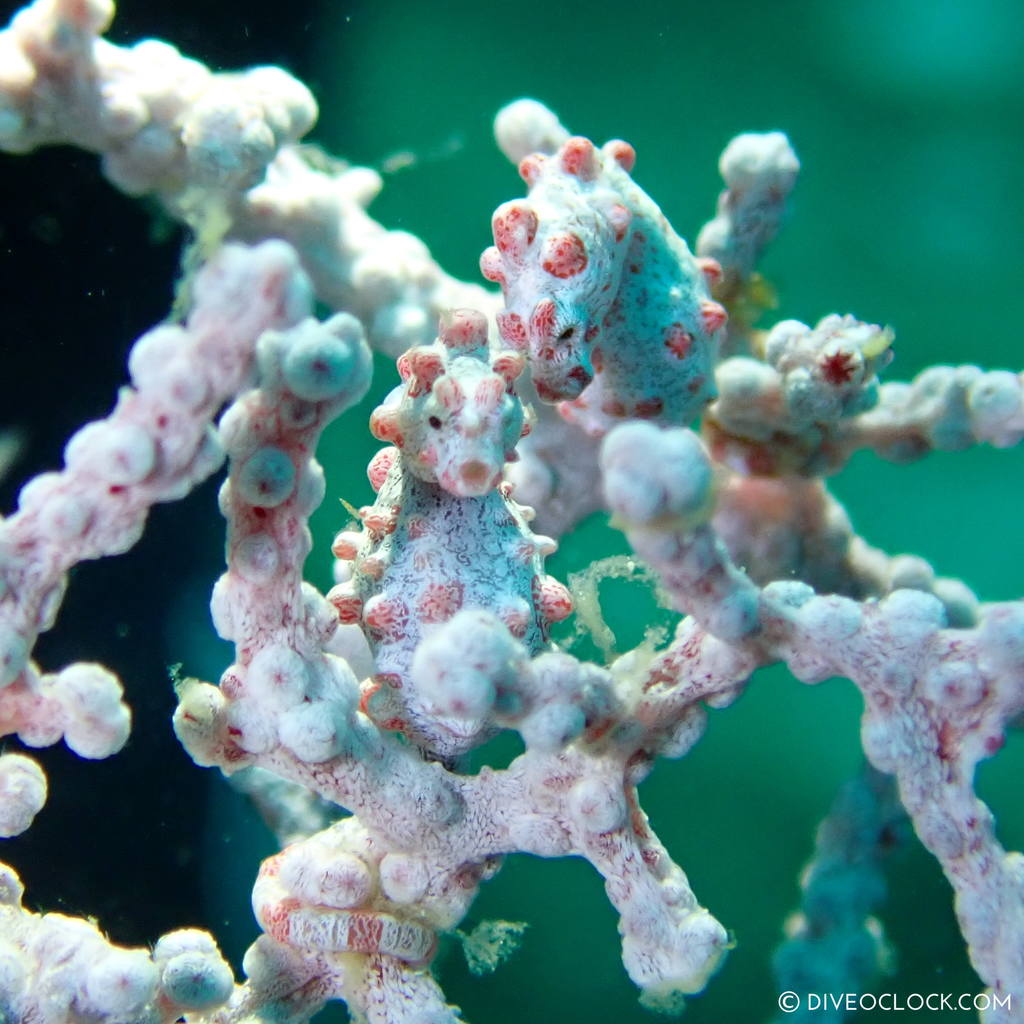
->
[481, 135, 636, 402]
[370, 309, 527, 497]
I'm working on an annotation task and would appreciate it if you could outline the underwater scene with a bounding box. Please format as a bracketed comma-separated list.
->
[1, 0, 1024, 1021]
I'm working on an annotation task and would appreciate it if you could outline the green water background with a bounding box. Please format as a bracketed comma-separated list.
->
[297, 1, 1024, 1020]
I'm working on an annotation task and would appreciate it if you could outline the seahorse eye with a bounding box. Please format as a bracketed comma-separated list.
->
[428, 415, 443, 429]
[559, 326, 575, 341]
